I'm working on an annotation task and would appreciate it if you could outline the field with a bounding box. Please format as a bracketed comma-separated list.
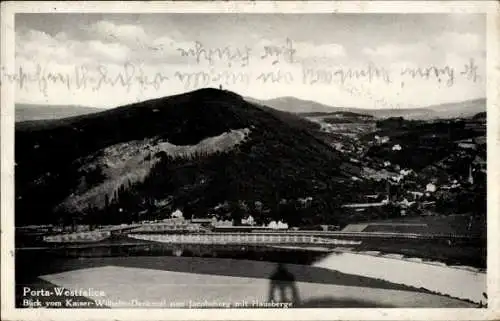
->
[341, 214, 486, 268]
[360, 214, 486, 236]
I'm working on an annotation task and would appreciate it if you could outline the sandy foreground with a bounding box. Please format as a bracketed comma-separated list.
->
[313, 252, 486, 304]
[39, 263, 475, 308]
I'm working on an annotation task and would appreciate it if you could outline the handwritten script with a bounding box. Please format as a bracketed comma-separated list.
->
[2, 38, 482, 97]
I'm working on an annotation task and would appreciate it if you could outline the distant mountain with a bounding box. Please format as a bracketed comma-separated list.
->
[246, 97, 342, 114]
[15, 104, 101, 122]
[16, 88, 356, 227]
[472, 112, 486, 120]
[368, 99, 486, 120]
[251, 97, 486, 120]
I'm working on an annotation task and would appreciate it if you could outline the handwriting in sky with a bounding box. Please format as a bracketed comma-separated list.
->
[0, 62, 171, 96]
[175, 38, 296, 67]
[1, 33, 483, 97]
[92, 63, 169, 92]
[174, 70, 251, 90]
[460, 58, 480, 82]
[399, 59, 480, 88]
[256, 69, 294, 84]
[302, 63, 392, 86]
[176, 41, 252, 68]
[399, 65, 455, 87]
[260, 38, 297, 65]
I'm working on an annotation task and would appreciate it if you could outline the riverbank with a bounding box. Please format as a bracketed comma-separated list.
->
[313, 251, 486, 305]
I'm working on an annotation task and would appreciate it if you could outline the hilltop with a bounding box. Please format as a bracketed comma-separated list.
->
[16, 88, 356, 227]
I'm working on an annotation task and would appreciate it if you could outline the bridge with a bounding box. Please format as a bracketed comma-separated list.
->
[41, 225, 483, 244]
[128, 233, 362, 246]
[124, 230, 484, 249]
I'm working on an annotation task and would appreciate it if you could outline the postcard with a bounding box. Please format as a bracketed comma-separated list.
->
[1, 1, 499, 320]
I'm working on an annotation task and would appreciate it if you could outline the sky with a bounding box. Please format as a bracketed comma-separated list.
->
[12, 13, 486, 109]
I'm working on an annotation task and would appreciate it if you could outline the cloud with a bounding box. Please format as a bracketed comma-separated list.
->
[151, 36, 177, 50]
[362, 42, 433, 60]
[363, 30, 485, 63]
[54, 31, 69, 42]
[16, 26, 134, 65]
[16, 29, 60, 59]
[295, 41, 346, 59]
[13, 17, 486, 109]
[87, 40, 131, 63]
[24, 29, 54, 43]
[80, 21, 195, 64]
[86, 20, 150, 47]
[435, 32, 485, 54]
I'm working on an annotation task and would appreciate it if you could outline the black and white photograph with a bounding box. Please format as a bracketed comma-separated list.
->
[1, 2, 498, 319]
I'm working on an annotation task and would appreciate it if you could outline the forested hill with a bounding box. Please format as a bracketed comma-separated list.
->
[16, 88, 357, 226]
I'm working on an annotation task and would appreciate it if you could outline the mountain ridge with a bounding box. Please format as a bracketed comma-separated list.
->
[16, 88, 355, 227]
[16, 97, 486, 122]
[249, 97, 486, 120]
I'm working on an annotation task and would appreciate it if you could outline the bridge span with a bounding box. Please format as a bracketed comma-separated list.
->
[128, 233, 362, 246]
[127, 230, 483, 245]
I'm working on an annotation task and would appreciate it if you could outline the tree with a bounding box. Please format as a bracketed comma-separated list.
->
[230, 200, 244, 226]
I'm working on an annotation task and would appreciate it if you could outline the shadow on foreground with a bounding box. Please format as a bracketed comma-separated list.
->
[267, 262, 395, 308]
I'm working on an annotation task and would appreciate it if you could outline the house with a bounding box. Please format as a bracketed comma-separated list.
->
[297, 196, 313, 206]
[241, 215, 255, 226]
[392, 144, 402, 151]
[426, 183, 437, 193]
[267, 220, 289, 229]
[171, 209, 184, 218]
[400, 169, 414, 177]
[374, 135, 390, 144]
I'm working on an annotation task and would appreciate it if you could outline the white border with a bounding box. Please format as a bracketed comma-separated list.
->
[1, 1, 499, 320]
